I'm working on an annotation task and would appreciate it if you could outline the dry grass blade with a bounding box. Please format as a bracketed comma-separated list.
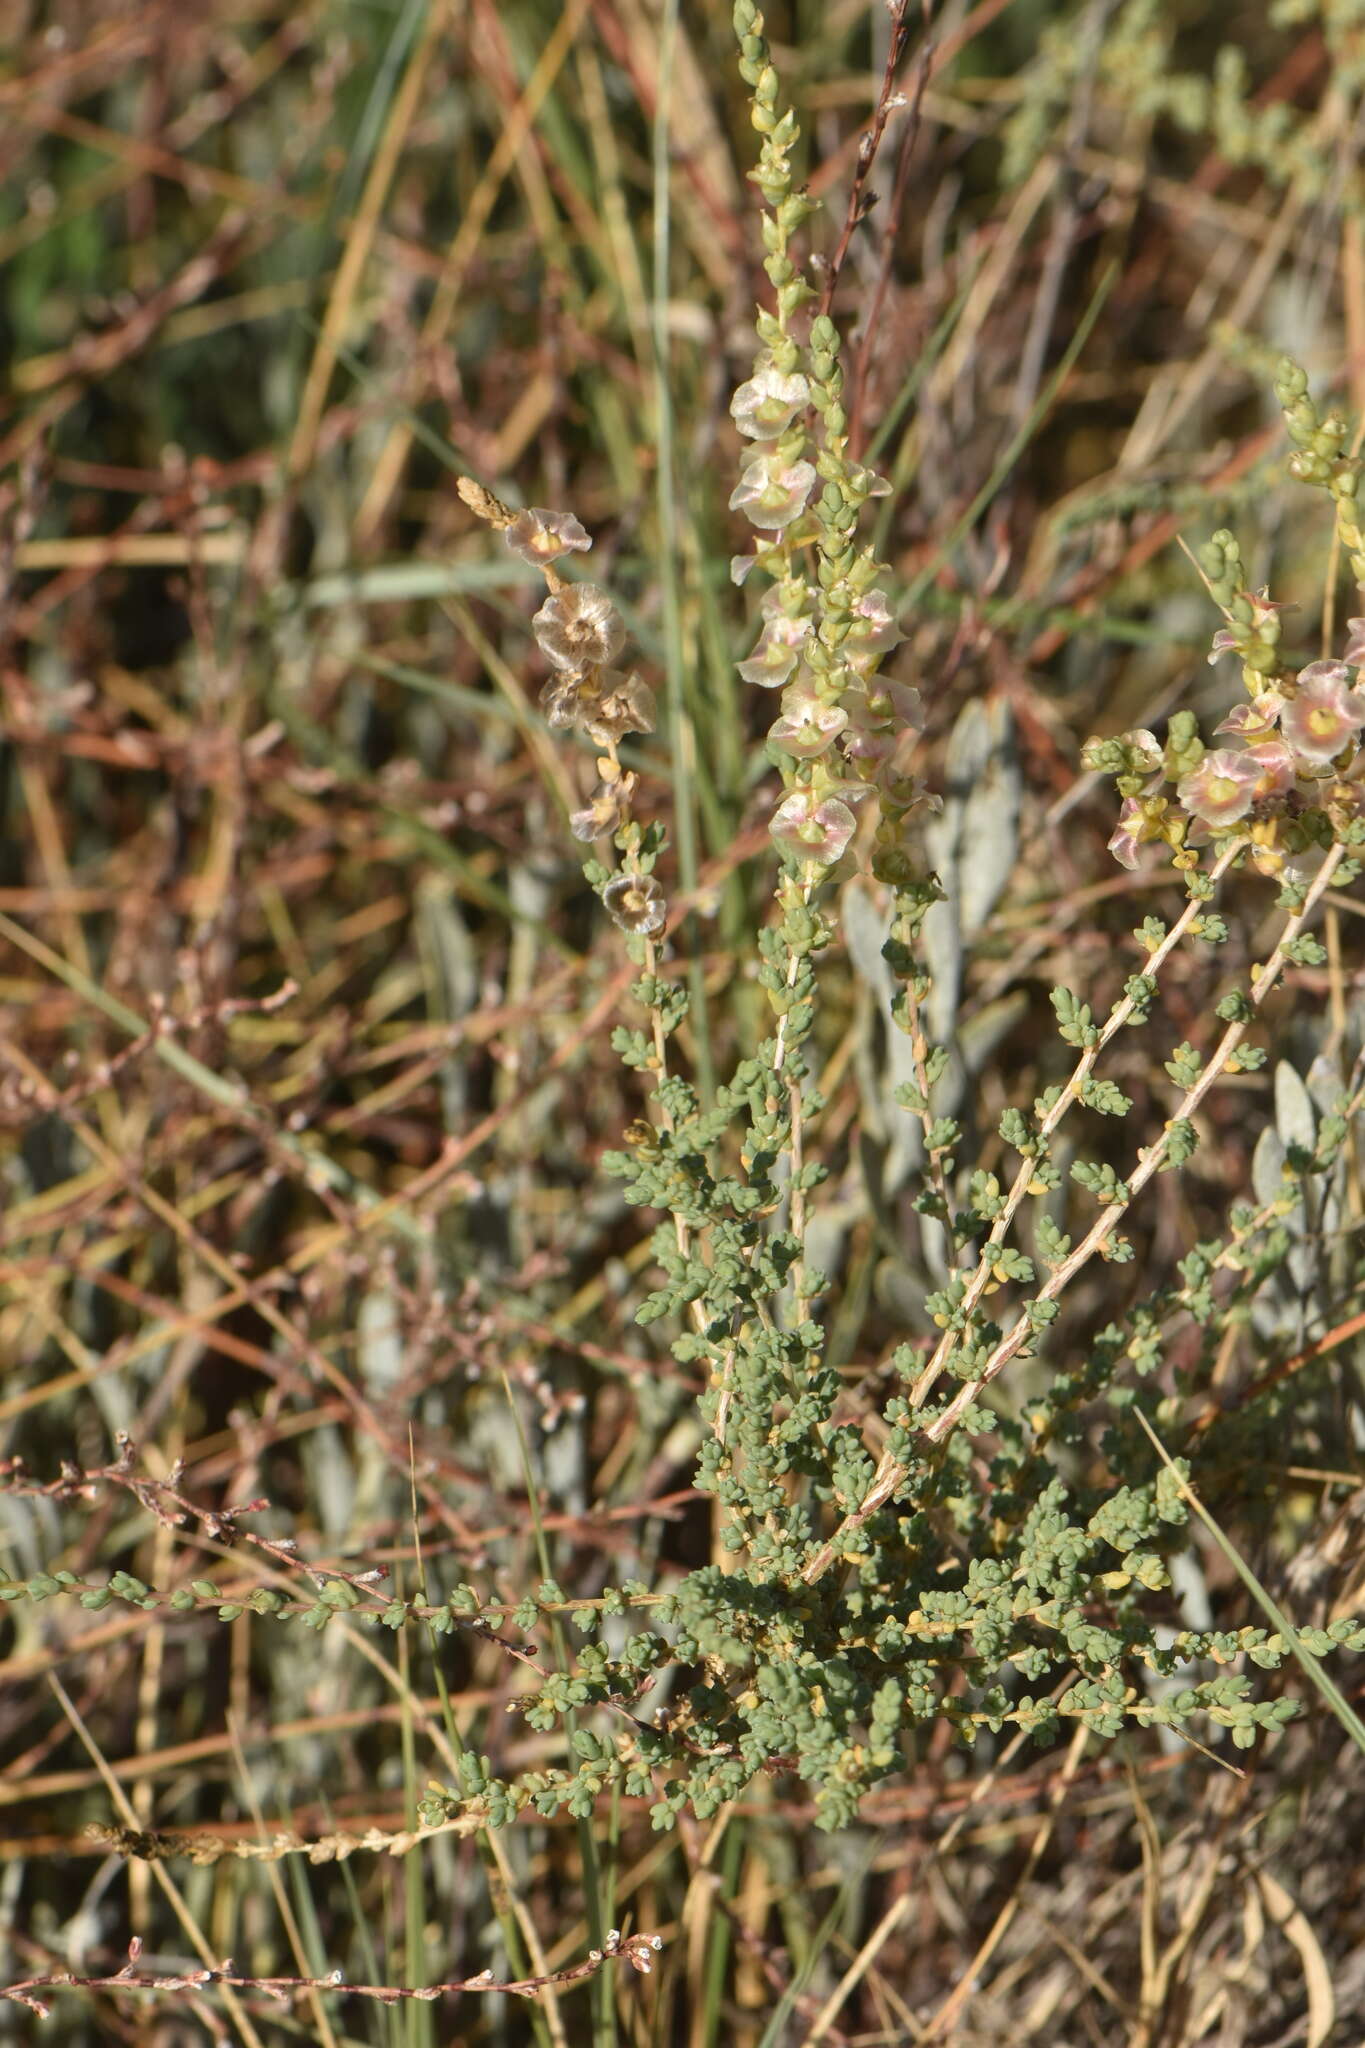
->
[1254, 1870, 1334, 2048]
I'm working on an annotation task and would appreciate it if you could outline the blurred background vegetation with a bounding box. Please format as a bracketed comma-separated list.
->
[3, 0, 1365, 2041]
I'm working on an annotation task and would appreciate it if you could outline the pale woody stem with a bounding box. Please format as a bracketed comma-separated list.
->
[799, 840, 1343, 1587]
[910, 841, 1244, 1415]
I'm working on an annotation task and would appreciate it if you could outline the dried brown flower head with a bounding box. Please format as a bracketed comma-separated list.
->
[603, 872, 666, 936]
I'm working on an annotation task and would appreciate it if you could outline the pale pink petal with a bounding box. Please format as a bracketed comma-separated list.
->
[729, 454, 817, 530]
[1214, 694, 1284, 741]
[769, 692, 847, 759]
[1281, 664, 1365, 766]
[729, 366, 810, 440]
[1243, 739, 1295, 797]
[770, 790, 857, 866]
[737, 611, 812, 688]
[1177, 749, 1261, 826]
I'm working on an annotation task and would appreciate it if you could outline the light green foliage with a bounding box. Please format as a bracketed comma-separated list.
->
[1006, 0, 1365, 206]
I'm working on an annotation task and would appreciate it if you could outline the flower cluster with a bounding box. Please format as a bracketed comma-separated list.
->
[457, 477, 664, 936]
[1089, 496, 1365, 878]
[728, 0, 931, 883]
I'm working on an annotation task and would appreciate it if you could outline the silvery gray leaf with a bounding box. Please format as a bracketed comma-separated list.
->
[921, 895, 963, 1044]
[1306, 1049, 1342, 1118]
[303, 1424, 357, 1540]
[958, 700, 1020, 941]
[843, 880, 925, 1172]
[842, 882, 895, 1010]
[1274, 1060, 1316, 1155]
[921, 698, 1018, 1038]
[1252, 1125, 1288, 1214]
[358, 1286, 404, 1393]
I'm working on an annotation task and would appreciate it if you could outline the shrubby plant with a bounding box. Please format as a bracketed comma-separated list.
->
[7, 11, 1365, 2016]
[424, 7, 1365, 1835]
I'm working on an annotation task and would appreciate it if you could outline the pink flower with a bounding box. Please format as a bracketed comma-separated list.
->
[843, 590, 904, 672]
[532, 583, 626, 671]
[737, 608, 812, 688]
[1298, 659, 1354, 685]
[1208, 624, 1244, 665]
[1343, 616, 1365, 665]
[769, 689, 846, 759]
[875, 760, 939, 814]
[1280, 661, 1365, 766]
[858, 675, 922, 732]
[1214, 694, 1284, 741]
[1107, 795, 1166, 870]
[839, 676, 921, 765]
[729, 366, 810, 440]
[841, 723, 894, 765]
[1243, 739, 1295, 798]
[729, 453, 817, 530]
[504, 508, 592, 567]
[1177, 749, 1262, 827]
[770, 789, 857, 866]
